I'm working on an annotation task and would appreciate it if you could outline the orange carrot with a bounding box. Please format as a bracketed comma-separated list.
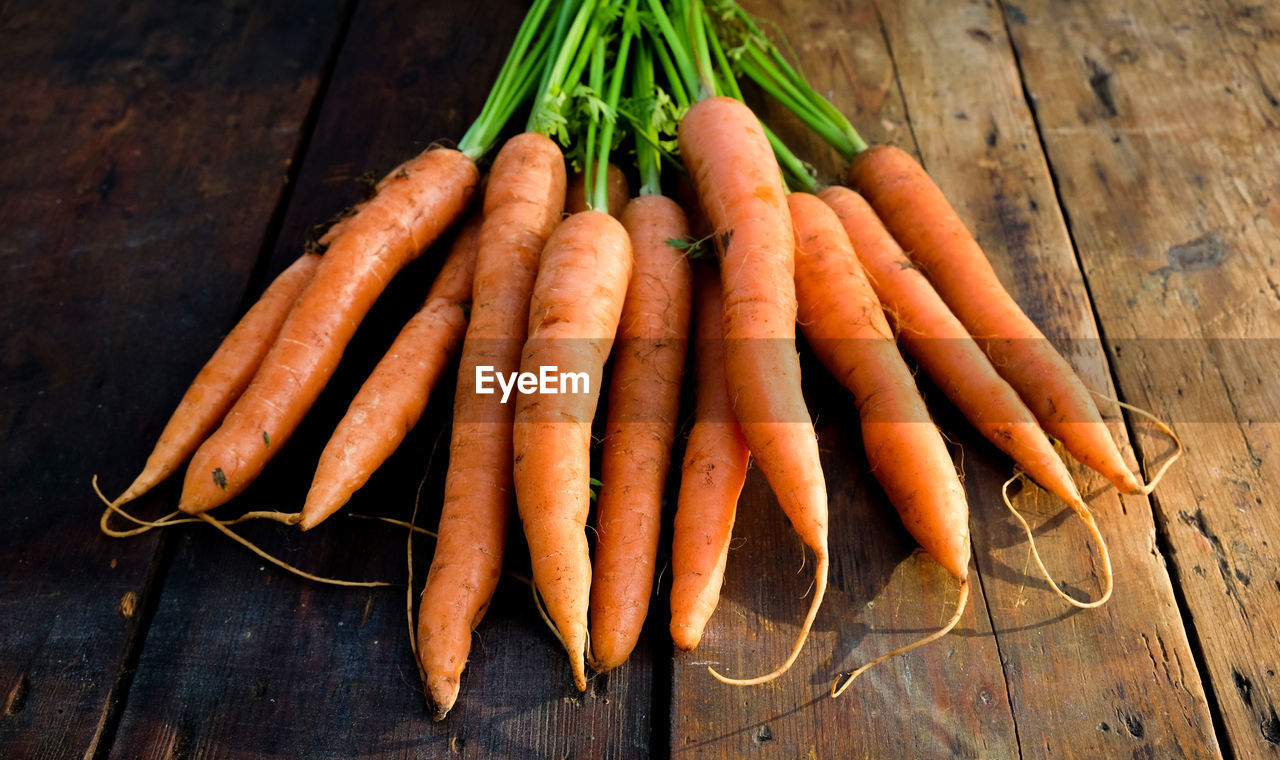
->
[679, 96, 828, 685]
[788, 191, 972, 695]
[669, 264, 750, 652]
[513, 209, 633, 691]
[115, 252, 321, 504]
[299, 212, 482, 530]
[177, 147, 478, 514]
[848, 145, 1155, 494]
[791, 192, 970, 579]
[820, 186, 1113, 606]
[588, 195, 692, 672]
[565, 163, 630, 218]
[418, 133, 566, 720]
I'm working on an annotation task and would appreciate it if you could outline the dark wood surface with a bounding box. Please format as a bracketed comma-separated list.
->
[1, 0, 1275, 757]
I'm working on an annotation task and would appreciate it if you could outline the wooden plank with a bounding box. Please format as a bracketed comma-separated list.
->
[668, 2, 1021, 757]
[870, 0, 1223, 756]
[1000, 0, 1280, 756]
[0, 1, 347, 757]
[104, 0, 656, 756]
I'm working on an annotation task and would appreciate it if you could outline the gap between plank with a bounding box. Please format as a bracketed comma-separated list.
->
[991, 2, 1234, 758]
[234, 0, 363, 317]
[85, 530, 176, 760]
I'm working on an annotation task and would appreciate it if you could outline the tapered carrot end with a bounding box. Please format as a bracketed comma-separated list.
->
[1089, 391, 1184, 496]
[570, 645, 588, 692]
[587, 649, 618, 675]
[178, 459, 238, 514]
[427, 675, 460, 722]
[1003, 472, 1114, 609]
[116, 471, 158, 506]
[669, 622, 703, 653]
[832, 579, 970, 699]
[177, 495, 214, 515]
[708, 554, 829, 687]
[297, 498, 335, 531]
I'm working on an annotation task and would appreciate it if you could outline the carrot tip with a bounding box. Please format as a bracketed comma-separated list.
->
[427, 677, 459, 722]
[1088, 390, 1184, 495]
[831, 579, 970, 699]
[1002, 472, 1113, 609]
[706, 554, 828, 687]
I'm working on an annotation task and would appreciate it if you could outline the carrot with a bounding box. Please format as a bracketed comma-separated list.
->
[565, 163, 630, 218]
[417, 132, 566, 720]
[113, 253, 321, 505]
[298, 211, 482, 531]
[847, 145, 1177, 495]
[787, 191, 971, 693]
[588, 194, 692, 672]
[178, 147, 479, 513]
[669, 264, 750, 652]
[679, 96, 828, 685]
[513, 209, 633, 691]
[791, 192, 970, 579]
[818, 186, 1112, 607]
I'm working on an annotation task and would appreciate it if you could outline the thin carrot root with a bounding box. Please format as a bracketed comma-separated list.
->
[94, 474, 301, 537]
[195, 513, 393, 588]
[95, 475, 397, 588]
[831, 579, 970, 698]
[708, 553, 829, 686]
[531, 582, 569, 656]
[1002, 472, 1113, 609]
[1088, 389, 1184, 495]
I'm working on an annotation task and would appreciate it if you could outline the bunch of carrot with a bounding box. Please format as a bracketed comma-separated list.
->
[98, 0, 1181, 716]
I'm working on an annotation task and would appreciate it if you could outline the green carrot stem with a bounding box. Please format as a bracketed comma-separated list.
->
[652, 33, 690, 108]
[633, 40, 663, 196]
[458, 0, 561, 159]
[591, 0, 640, 211]
[528, 0, 601, 136]
[583, 36, 605, 209]
[644, 0, 702, 99]
[698, 1, 816, 192]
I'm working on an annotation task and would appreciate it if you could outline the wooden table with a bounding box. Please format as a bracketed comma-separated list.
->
[3, 0, 1276, 757]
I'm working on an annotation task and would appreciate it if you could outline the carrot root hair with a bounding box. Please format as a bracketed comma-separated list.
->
[1088, 389, 1184, 495]
[531, 581, 590, 680]
[707, 552, 829, 687]
[94, 474, 300, 536]
[1002, 471, 1113, 609]
[195, 513, 393, 588]
[831, 578, 970, 698]
[94, 475, 400, 588]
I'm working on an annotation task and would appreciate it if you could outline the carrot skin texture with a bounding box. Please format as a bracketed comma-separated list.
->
[679, 97, 827, 548]
[669, 266, 750, 652]
[565, 163, 630, 218]
[818, 186, 1084, 511]
[177, 147, 478, 513]
[588, 196, 693, 672]
[299, 213, 481, 530]
[118, 253, 321, 503]
[418, 133, 566, 719]
[848, 146, 1139, 493]
[513, 210, 633, 691]
[790, 192, 970, 580]
[679, 97, 828, 683]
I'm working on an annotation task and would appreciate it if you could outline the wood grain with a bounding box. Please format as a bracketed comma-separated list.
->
[872, 0, 1222, 756]
[0, 0, 346, 756]
[3, 0, 1272, 756]
[668, 2, 1020, 757]
[1002, 0, 1280, 756]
